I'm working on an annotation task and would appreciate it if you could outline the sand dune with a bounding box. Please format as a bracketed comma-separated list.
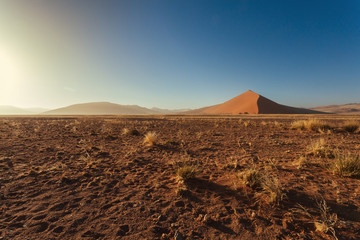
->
[186, 90, 323, 114]
[44, 102, 159, 115]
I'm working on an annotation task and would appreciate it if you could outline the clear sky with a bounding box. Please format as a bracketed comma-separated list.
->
[0, 0, 359, 109]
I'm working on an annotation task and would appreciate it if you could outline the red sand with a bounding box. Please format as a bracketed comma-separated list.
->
[187, 90, 322, 114]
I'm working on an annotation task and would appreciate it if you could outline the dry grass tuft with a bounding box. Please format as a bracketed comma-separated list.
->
[291, 119, 333, 132]
[176, 165, 197, 182]
[122, 128, 129, 135]
[328, 152, 360, 178]
[293, 200, 338, 239]
[257, 176, 285, 205]
[342, 120, 360, 133]
[307, 138, 334, 158]
[236, 167, 285, 205]
[243, 121, 251, 127]
[273, 121, 281, 127]
[236, 167, 263, 189]
[293, 156, 311, 169]
[314, 199, 338, 238]
[143, 131, 158, 146]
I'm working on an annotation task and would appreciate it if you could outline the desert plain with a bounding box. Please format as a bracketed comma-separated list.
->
[0, 115, 360, 240]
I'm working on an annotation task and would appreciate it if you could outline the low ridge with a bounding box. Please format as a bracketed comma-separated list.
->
[186, 90, 323, 114]
[311, 103, 360, 114]
[44, 102, 158, 115]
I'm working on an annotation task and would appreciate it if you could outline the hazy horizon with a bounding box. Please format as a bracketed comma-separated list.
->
[1, 0, 359, 109]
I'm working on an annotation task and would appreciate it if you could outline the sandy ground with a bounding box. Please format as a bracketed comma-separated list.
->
[1, 115, 360, 239]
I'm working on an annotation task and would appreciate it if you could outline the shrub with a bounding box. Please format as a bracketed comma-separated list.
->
[291, 119, 332, 132]
[236, 167, 263, 189]
[122, 128, 129, 135]
[328, 152, 360, 177]
[236, 167, 285, 205]
[243, 121, 251, 127]
[258, 176, 285, 205]
[314, 199, 338, 237]
[143, 132, 157, 146]
[176, 165, 197, 182]
[294, 156, 311, 169]
[307, 138, 334, 158]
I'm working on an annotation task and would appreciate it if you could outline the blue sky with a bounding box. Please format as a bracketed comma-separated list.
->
[0, 0, 359, 109]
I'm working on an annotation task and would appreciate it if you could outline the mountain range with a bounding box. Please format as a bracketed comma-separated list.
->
[43, 102, 188, 115]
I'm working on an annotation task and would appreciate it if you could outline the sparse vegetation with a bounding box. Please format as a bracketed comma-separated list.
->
[243, 120, 251, 127]
[122, 128, 129, 135]
[224, 156, 241, 169]
[266, 158, 278, 169]
[236, 167, 263, 189]
[237, 167, 285, 205]
[176, 165, 197, 182]
[307, 138, 334, 158]
[2, 116, 360, 239]
[257, 175, 285, 205]
[314, 199, 338, 239]
[273, 121, 281, 128]
[143, 131, 157, 146]
[328, 152, 360, 177]
[291, 119, 333, 132]
[294, 156, 311, 169]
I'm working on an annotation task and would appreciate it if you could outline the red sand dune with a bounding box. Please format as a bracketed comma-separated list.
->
[186, 90, 322, 114]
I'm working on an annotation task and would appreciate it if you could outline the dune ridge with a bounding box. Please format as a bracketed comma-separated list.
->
[186, 90, 323, 114]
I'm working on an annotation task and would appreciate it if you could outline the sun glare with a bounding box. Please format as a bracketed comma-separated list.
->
[0, 48, 26, 100]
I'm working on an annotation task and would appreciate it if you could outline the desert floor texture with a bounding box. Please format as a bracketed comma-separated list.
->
[0, 115, 360, 240]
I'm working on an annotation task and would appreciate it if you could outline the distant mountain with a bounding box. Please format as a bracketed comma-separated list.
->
[0, 106, 48, 115]
[184, 90, 324, 114]
[44, 102, 162, 115]
[311, 103, 360, 114]
[151, 107, 191, 114]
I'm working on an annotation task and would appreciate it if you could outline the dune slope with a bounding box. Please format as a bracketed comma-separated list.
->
[186, 90, 323, 114]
